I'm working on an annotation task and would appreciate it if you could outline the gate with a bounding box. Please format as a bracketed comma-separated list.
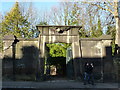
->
[66, 46, 74, 78]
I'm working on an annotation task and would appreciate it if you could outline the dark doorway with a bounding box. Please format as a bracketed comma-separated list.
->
[45, 43, 71, 79]
[48, 57, 66, 77]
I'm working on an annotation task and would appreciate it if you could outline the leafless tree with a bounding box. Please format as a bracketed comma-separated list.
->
[87, 1, 120, 47]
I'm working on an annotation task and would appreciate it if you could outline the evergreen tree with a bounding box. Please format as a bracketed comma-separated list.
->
[38, 21, 48, 25]
[96, 18, 103, 37]
[90, 17, 103, 38]
[106, 26, 116, 41]
[106, 25, 116, 55]
[1, 2, 31, 38]
[34, 21, 48, 37]
[0, 23, 2, 52]
[79, 28, 87, 38]
[90, 26, 97, 37]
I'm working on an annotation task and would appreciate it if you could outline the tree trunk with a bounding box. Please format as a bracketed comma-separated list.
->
[115, 1, 120, 54]
[115, 17, 120, 46]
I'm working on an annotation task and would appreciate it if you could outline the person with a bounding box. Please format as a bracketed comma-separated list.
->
[83, 62, 89, 85]
[83, 62, 94, 85]
[88, 63, 94, 85]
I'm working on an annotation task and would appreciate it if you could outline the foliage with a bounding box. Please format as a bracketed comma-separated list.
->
[90, 26, 97, 37]
[1, 2, 32, 38]
[89, 1, 119, 45]
[96, 18, 103, 37]
[34, 21, 48, 37]
[90, 17, 103, 38]
[106, 26, 116, 41]
[38, 21, 48, 25]
[68, 2, 80, 26]
[79, 28, 87, 38]
[49, 2, 118, 38]
[0, 39, 3, 52]
[46, 43, 70, 57]
[45, 43, 70, 72]
[106, 25, 116, 55]
[0, 22, 2, 52]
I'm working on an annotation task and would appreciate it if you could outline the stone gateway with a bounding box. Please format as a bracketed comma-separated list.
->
[2, 25, 115, 82]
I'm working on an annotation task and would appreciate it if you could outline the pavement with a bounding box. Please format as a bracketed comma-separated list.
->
[2, 80, 120, 90]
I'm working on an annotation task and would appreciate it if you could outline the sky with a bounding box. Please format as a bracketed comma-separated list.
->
[1, 0, 118, 14]
[0, 1, 59, 15]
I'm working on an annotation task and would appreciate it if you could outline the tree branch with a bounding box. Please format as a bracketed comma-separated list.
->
[91, 3, 114, 14]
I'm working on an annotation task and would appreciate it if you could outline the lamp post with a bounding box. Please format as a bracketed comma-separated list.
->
[12, 35, 19, 80]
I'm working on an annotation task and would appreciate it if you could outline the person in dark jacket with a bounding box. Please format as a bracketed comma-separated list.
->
[84, 62, 94, 85]
[83, 62, 89, 85]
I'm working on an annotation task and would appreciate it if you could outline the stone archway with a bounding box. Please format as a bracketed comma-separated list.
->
[36, 25, 82, 79]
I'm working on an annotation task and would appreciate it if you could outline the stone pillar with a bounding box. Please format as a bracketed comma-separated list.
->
[72, 36, 81, 78]
[39, 35, 46, 76]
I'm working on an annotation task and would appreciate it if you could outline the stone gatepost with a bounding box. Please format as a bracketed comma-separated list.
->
[36, 25, 82, 78]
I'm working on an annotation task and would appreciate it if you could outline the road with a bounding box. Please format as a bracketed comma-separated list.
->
[2, 80, 120, 90]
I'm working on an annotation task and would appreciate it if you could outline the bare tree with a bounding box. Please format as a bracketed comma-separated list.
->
[19, 2, 40, 37]
[20, 2, 40, 25]
[48, 1, 104, 38]
[88, 1, 120, 47]
[49, 2, 80, 25]
[38, 10, 50, 25]
[49, 3, 68, 25]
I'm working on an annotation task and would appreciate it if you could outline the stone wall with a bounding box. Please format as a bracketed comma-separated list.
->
[2, 35, 39, 78]
[2, 33, 115, 82]
[79, 37, 115, 82]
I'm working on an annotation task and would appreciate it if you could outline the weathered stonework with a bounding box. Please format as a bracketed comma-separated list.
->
[79, 37, 113, 81]
[37, 26, 82, 78]
[3, 35, 39, 77]
[2, 26, 115, 82]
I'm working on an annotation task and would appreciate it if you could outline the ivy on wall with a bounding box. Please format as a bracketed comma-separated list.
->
[46, 43, 71, 57]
